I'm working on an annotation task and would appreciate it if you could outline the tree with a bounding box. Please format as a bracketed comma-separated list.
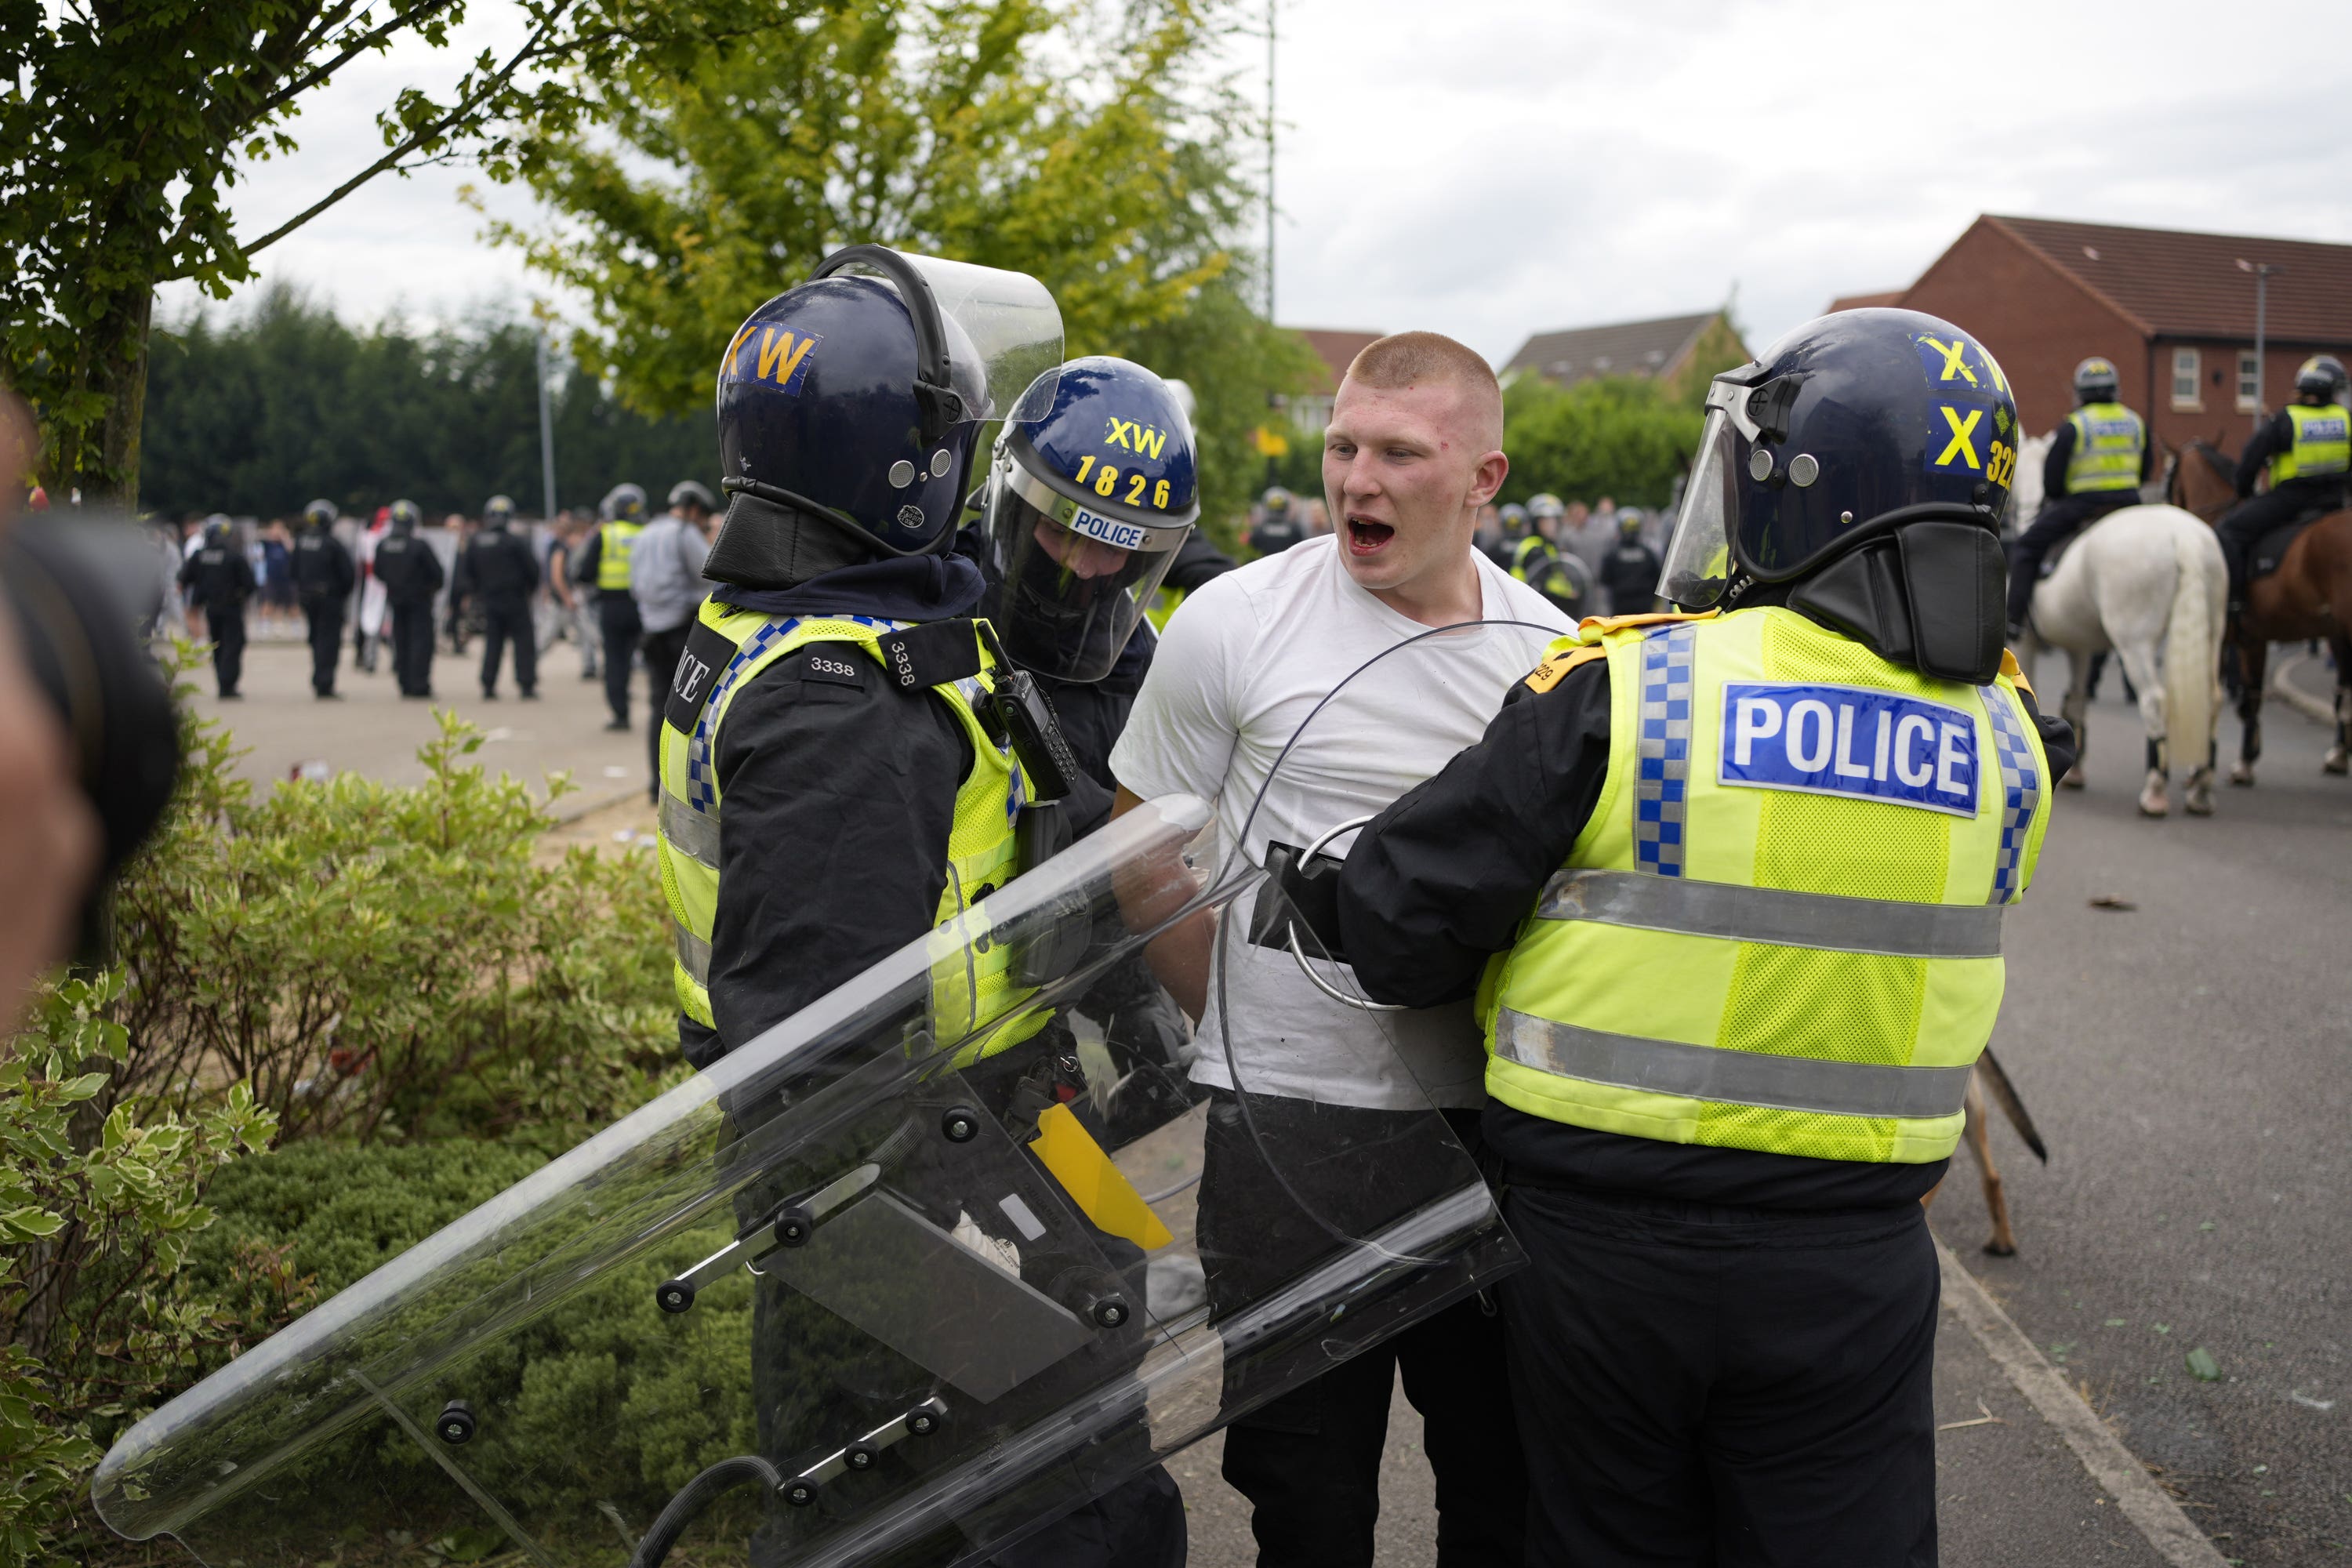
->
[140, 285, 712, 518]
[0, 0, 772, 509]
[1501, 374, 1704, 510]
[485, 0, 1318, 538]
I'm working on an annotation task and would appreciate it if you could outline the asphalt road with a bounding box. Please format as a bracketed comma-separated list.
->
[1963, 648, 2352, 1566]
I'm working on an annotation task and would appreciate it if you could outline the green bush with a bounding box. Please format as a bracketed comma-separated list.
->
[1, 677, 681, 1564]
[1501, 373, 1706, 510]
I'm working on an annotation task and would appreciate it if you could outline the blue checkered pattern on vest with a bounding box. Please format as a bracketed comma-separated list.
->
[1634, 622, 1697, 877]
[1980, 683, 2039, 905]
[682, 615, 909, 815]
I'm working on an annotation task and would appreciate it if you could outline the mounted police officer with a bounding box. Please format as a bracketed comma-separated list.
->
[2005, 356, 2151, 637]
[372, 499, 444, 699]
[291, 499, 357, 699]
[176, 516, 256, 699]
[455, 495, 539, 700]
[1330, 309, 2077, 1567]
[573, 481, 648, 729]
[651, 248, 1183, 1567]
[1599, 504, 1661, 615]
[2220, 354, 2351, 609]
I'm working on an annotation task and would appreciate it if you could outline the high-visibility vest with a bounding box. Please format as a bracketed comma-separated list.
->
[2270, 404, 2351, 484]
[1145, 586, 1187, 633]
[596, 521, 645, 591]
[1511, 534, 1551, 584]
[1480, 607, 2055, 1165]
[655, 597, 1043, 1062]
[2063, 403, 2147, 494]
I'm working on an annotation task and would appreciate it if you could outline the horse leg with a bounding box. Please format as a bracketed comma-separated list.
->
[2230, 636, 2267, 786]
[2327, 631, 2352, 776]
[2060, 646, 2090, 789]
[2114, 638, 2169, 816]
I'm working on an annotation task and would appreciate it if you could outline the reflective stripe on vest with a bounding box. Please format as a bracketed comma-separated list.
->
[1479, 606, 2056, 1166]
[2063, 404, 2146, 494]
[2271, 404, 2351, 483]
[653, 598, 1040, 1064]
[1511, 535, 1549, 583]
[597, 521, 644, 590]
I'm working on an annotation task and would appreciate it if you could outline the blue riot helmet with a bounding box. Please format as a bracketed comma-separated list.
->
[710, 246, 1062, 584]
[1659, 307, 2018, 684]
[980, 357, 1200, 681]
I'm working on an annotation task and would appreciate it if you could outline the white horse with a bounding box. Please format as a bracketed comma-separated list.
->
[2009, 435, 2228, 816]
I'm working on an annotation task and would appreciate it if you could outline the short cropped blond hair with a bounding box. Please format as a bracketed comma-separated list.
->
[1343, 332, 1504, 451]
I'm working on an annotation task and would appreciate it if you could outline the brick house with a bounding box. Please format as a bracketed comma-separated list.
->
[1832, 215, 2352, 456]
[1502, 310, 1748, 392]
[1281, 327, 1383, 432]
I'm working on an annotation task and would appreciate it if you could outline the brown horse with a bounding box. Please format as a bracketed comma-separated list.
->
[2170, 441, 2352, 780]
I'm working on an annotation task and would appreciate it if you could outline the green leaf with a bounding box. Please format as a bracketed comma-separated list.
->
[2186, 1348, 2222, 1381]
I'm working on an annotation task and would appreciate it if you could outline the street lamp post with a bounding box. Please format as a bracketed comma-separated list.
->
[535, 325, 560, 521]
[2236, 258, 2282, 430]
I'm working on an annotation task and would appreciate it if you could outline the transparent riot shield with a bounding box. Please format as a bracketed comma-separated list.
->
[94, 790, 1520, 1568]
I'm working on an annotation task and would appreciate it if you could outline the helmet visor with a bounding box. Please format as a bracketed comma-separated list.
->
[1658, 408, 1738, 608]
[831, 252, 1065, 426]
[983, 452, 1189, 682]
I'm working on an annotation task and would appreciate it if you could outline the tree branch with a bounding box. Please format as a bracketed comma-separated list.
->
[240, 0, 466, 136]
[224, 5, 593, 265]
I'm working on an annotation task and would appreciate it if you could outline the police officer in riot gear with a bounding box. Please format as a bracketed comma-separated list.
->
[2220, 354, 2351, 608]
[291, 499, 357, 698]
[176, 516, 256, 698]
[573, 482, 648, 728]
[2005, 356, 2151, 635]
[651, 248, 1183, 1567]
[1487, 499, 1530, 569]
[455, 495, 539, 699]
[1599, 506, 1662, 615]
[372, 499, 444, 699]
[1247, 484, 1307, 554]
[1329, 309, 2078, 1567]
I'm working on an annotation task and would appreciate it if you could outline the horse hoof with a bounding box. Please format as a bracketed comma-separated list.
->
[2325, 750, 2349, 776]
[2186, 791, 2216, 817]
[2138, 796, 2169, 818]
[2060, 768, 2086, 790]
[1982, 1240, 2017, 1258]
[2230, 764, 2256, 787]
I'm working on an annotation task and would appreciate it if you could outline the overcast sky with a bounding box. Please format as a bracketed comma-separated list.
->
[159, 0, 2352, 366]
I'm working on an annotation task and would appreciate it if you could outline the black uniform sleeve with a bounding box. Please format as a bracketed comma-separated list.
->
[2016, 681, 2077, 783]
[1337, 659, 1613, 1009]
[233, 554, 256, 601]
[331, 538, 357, 599]
[421, 543, 445, 594]
[1167, 530, 1239, 594]
[705, 649, 972, 1051]
[2139, 435, 2155, 483]
[572, 530, 601, 586]
[452, 542, 477, 601]
[176, 554, 196, 590]
[2235, 414, 2288, 497]
[2041, 419, 2076, 499]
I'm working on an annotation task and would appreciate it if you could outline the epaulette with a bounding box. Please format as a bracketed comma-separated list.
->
[1523, 644, 1607, 695]
[1998, 647, 2035, 700]
[875, 619, 984, 691]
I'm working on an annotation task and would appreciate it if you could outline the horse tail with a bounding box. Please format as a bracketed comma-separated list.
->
[2164, 516, 2219, 775]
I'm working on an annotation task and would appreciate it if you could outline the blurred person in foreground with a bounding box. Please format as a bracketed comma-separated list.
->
[292, 500, 358, 699]
[177, 516, 254, 699]
[455, 495, 540, 700]
[1334, 310, 2074, 1568]
[1111, 331, 1570, 1567]
[0, 394, 177, 1029]
[629, 479, 718, 799]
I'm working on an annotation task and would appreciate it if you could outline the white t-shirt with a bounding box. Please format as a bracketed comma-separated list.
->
[1109, 535, 1574, 1109]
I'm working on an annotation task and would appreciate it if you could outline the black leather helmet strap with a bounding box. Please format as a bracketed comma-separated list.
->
[1784, 518, 2005, 686]
[811, 245, 968, 445]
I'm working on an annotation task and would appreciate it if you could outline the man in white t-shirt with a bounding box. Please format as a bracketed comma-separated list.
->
[1109, 332, 1571, 1567]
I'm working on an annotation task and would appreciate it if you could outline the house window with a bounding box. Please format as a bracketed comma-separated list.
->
[2172, 347, 2201, 410]
[2237, 350, 2260, 412]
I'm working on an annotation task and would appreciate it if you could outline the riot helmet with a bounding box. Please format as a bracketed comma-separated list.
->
[1261, 485, 1293, 516]
[388, 499, 422, 534]
[980, 358, 1199, 682]
[667, 479, 717, 515]
[202, 514, 232, 546]
[711, 246, 1061, 583]
[600, 483, 647, 524]
[1499, 501, 1530, 539]
[301, 499, 337, 530]
[2295, 354, 2347, 403]
[1617, 507, 1646, 539]
[1526, 492, 1565, 522]
[483, 495, 516, 528]
[1658, 307, 2016, 683]
[2073, 357, 2120, 404]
